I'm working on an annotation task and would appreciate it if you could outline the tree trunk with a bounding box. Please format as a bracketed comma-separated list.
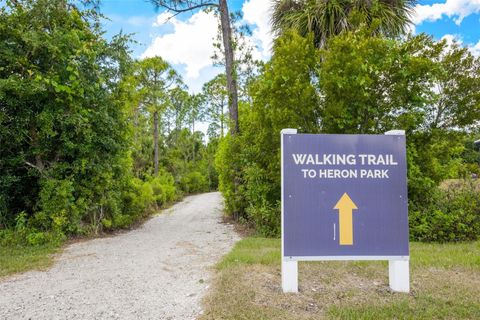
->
[220, 102, 225, 137]
[218, 1, 241, 220]
[154, 111, 159, 176]
[192, 119, 196, 162]
[220, 112, 224, 138]
[219, 0, 239, 135]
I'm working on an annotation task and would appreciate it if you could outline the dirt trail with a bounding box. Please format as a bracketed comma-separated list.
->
[0, 192, 239, 320]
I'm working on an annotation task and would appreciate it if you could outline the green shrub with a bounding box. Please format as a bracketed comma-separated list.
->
[215, 134, 247, 215]
[125, 178, 154, 213]
[36, 178, 79, 234]
[119, 172, 178, 227]
[26, 232, 48, 246]
[147, 171, 178, 206]
[101, 218, 113, 230]
[246, 202, 281, 237]
[410, 185, 480, 242]
[180, 171, 209, 194]
[0, 225, 64, 248]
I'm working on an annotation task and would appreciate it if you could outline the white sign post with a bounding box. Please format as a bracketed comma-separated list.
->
[385, 130, 410, 293]
[281, 128, 299, 293]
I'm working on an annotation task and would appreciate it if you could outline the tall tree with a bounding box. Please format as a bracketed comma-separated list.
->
[187, 93, 204, 135]
[271, 0, 416, 48]
[165, 87, 190, 133]
[202, 74, 228, 138]
[135, 57, 181, 176]
[211, 11, 262, 102]
[151, 0, 243, 219]
[150, 0, 239, 135]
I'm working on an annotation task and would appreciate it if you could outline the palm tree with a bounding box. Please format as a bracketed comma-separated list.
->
[271, 0, 416, 48]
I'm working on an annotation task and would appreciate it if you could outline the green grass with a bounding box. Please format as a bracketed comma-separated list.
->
[410, 241, 480, 270]
[202, 239, 480, 320]
[217, 237, 281, 270]
[217, 239, 480, 271]
[0, 243, 59, 278]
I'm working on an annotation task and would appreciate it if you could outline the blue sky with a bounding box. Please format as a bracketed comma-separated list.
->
[100, 0, 245, 58]
[98, 0, 480, 92]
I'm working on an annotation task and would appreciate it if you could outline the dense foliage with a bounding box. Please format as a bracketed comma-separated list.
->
[217, 29, 480, 241]
[1, 0, 479, 246]
[0, 0, 217, 246]
[0, 0, 135, 242]
[410, 183, 480, 242]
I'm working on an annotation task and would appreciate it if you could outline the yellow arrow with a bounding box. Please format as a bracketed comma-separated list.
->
[334, 193, 358, 246]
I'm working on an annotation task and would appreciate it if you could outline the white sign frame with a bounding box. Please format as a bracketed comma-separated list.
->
[280, 128, 410, 293]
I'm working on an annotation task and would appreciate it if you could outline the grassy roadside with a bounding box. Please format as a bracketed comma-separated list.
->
[201, 238, 480, 319]
[0, 243, 60, 278]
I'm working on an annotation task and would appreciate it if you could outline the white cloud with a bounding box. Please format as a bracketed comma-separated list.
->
[152, 12, 176, 27]
[470, 40, 480, 56]
[413, 0, 480, 26]
[143, 11, 218, 79]
[437, 34, 480, 57]
[143, 2, 275, 91]
[441, 34, 462, 46]
[242, 0, 274, 60]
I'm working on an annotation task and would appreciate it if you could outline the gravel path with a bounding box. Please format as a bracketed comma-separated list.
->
[0, 192, 239, 320]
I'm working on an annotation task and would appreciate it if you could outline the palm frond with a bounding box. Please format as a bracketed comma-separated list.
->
[271, 0, 417, 48]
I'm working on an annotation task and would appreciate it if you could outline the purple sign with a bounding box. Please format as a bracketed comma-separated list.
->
[282, 134, 409, 257]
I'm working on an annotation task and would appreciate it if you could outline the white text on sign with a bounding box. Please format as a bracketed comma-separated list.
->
[292, 153, 398, 180]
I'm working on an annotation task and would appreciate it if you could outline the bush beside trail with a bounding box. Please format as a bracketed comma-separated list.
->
[410, 184, 480, 242]
[216, 29, 480, 242]
[0, 1, 218, 251]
